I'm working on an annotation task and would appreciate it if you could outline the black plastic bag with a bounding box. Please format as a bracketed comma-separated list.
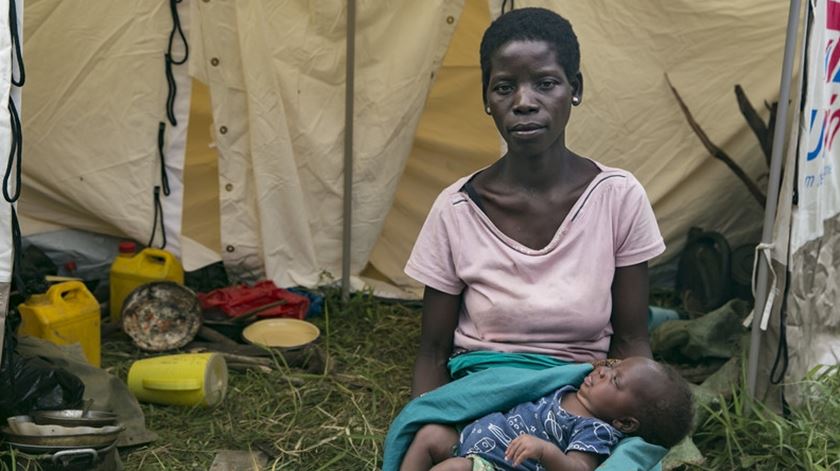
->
[17, 244, 57, 296]
[185, 260, 230, 294]
[0, 311, 84, 421]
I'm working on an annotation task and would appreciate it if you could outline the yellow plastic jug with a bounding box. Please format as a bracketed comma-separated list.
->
[18, 281, 101, 367]
[109, 242, 184, 323]
[127, 353, 228, 407]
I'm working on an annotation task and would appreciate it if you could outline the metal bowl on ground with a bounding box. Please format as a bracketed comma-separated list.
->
[31, 410, 118, 428]
[121, 281, 202, 351]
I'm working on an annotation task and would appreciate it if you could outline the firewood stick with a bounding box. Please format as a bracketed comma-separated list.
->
[226, 362, 273, 374]
[197, 326, 239, 346]
[665, 73, 767, 207]
[734, 84, 773, 164]
[219, 352, 274, 367]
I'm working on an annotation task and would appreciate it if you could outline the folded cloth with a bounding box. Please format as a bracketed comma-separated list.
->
[382, 352, 667, 471]
[448, 350, 572, 378]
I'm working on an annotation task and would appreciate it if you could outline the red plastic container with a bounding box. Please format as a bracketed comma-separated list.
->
[197, 280, 309, 320]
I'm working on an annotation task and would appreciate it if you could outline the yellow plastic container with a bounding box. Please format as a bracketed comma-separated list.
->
[127, 353, 228, 407]
[109, 242, 184, 323]
[18, 281, 101, 367]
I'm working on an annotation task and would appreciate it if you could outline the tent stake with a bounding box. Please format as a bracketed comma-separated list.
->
[341, 0, 356, 303]
[747, 0, 801, 398]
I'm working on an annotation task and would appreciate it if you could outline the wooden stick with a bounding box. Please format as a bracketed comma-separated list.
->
[187, 341, 272, 357]
[197, 326, 239, 346]
[734, 84, 773, 165]
[226, 362, 273, 374]
[665, 74, 767, 207]
[186, 341, 326, 373]
[218, 352, 274, 367]
[765, 100, 778, 168]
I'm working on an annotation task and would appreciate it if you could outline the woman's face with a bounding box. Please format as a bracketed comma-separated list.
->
[485, 40, 581, 156]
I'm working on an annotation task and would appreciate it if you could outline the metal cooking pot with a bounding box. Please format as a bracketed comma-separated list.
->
[121, 281, 202, 351]
[2, 425, 124, 451]
[7, 441, 117, 471]
[31, 410, 118, 428]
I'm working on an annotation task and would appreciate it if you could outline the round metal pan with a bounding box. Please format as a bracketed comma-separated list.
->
[31, 410, 118, 428]
[121, 281, 202, 351]
[2, 425, 124, 450]
[5, 441, 109, 456]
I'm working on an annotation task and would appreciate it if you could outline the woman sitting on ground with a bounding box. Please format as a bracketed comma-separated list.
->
[384, 7, 674, 471]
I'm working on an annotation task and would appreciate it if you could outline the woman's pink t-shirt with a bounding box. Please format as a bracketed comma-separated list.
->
[405, 162, 665, 363]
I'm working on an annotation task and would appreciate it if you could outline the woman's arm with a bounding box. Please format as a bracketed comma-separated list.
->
[608, 262, 653, 359]
[410, 287, 462, 398]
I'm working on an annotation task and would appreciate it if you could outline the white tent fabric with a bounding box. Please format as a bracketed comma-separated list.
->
[0, 0, 18, 284]
[188, 0, 462, 287]
[19, 0, 191, 257]
[1, 0, 23, 366]
[17, 0, 791, 296]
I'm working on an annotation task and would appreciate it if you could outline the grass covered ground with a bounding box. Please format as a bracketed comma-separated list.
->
[4, 288, 840, 469]
[112, 289, 420, 470]
[688, 365, 840, 470]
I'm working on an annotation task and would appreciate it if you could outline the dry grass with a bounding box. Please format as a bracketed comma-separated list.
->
[113, 288, 420, 470]
[5, 286, 840, 470]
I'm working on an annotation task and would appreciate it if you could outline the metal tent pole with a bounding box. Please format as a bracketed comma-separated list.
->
[747, 0, 802, 397]
[341, 0, 356, 302]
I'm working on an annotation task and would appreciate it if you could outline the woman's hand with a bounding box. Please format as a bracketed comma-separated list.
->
[608, 262, 653, 360]
[410, 287, 462, 398]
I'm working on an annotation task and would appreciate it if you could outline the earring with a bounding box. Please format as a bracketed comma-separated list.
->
[485, 106, 491, 115]
[572, 96, 581, 106]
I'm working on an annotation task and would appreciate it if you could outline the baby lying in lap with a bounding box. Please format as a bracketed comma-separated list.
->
[401, 357, 693, 471]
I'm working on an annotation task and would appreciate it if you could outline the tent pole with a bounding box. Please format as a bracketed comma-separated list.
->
[747, 0, 802, 398]
[341, 0, 356, 302]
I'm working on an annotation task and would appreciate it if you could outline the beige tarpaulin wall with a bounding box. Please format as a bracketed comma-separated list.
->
[17, 0, 790, 295]
[372, 0, 791, 292]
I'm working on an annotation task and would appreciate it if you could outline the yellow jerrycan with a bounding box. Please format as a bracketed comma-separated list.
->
[18, 281, 102, 367]
[109, 242, 184, 323]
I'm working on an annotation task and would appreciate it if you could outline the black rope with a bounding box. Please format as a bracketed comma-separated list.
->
[157, 122, 171, 196]
[501, 0, 515, 15]
[9, 208, 25, 297]
[164, 0, 188, 126]
[147, 186, 168, 249]
[5, 0, 25, 301]
[164, 55, 179, 126]
[769, 273, 791, 385]
[8, 0, 23, 87]
[3, 99, 21, 203]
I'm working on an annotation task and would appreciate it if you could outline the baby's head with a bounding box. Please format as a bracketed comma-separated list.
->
[576, 357, 693, 448]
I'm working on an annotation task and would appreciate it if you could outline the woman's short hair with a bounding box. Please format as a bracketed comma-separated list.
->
[479, 7, 580, 101]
